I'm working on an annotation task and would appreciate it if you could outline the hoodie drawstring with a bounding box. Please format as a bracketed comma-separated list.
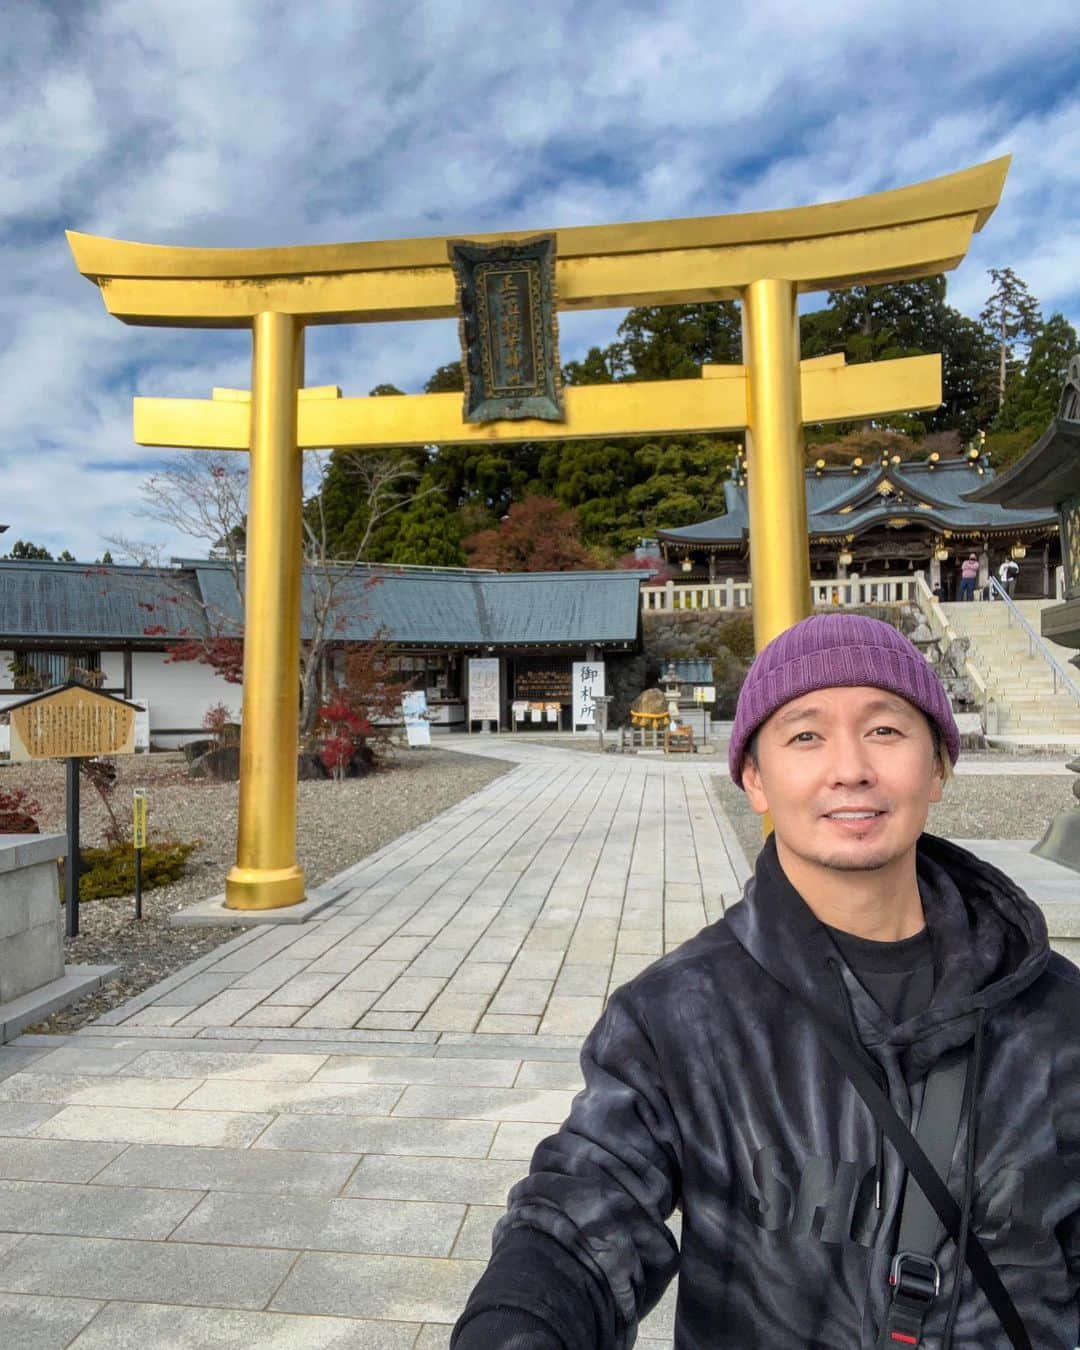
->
[940, 1006, 986, 1350]
[826, 958, 886, 1209]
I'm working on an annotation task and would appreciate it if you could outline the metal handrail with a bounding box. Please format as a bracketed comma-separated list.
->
[988, 577, 1080, 708]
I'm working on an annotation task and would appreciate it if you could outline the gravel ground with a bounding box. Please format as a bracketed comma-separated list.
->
[1, 747, 512, 1033]
[712, 772, 1078, 871]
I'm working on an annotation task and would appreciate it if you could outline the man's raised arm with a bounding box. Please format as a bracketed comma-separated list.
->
[451, 988, 684, 1350]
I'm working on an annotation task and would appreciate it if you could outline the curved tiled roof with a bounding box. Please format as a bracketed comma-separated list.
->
[657, 457, 1057, 547]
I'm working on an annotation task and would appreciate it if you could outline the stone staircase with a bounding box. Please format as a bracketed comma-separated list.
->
[940, 599, 1080, 737]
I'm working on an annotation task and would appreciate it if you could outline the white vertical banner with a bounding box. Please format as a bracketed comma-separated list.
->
[402, 690, 431, 747]
[572, 661, 605, 730]
[468, 658, 501, 727]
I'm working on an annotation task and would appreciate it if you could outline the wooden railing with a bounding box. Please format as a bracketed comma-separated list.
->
[641, 575, 920, 613]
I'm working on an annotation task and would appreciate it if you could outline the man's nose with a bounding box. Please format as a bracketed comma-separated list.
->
[827, 735, 877, 781]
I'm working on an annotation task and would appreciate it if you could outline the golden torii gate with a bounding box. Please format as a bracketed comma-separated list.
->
[68, 156, 1009, 910]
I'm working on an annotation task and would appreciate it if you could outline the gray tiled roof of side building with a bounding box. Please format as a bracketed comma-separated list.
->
[0, 560, 209, 641]
[2, 560, 649, 648]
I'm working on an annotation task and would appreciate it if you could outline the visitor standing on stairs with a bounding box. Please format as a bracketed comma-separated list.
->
[998, 558, 1020, 599]
[959, 553, 980, 601]
[452, 613, 1080, 1349]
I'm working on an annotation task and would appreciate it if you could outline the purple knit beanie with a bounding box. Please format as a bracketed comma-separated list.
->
[728, 613, 960, 788]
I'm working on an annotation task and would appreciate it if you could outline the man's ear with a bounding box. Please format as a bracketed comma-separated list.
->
[741, 753, 769, 818]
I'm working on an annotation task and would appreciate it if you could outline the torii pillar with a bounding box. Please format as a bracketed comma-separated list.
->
[68, 156, 1009, 908]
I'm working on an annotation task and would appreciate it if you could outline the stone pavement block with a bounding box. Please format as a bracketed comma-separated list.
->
[23, 1047, 143, 1076]
[507, 952, 563, 980]
[518, 927, 572, 951]
[172, 1191, 464, 1257]
[67, 1300, 418, 1349]
[264, 973, 345, 1006]
[93, 1143, 357, 1196]
[551, 964, 609, 996]
[466, 939, 521, 963]
[0, 1178, 201, 1241]
[121, 1050, 328, 1080]
[445, 963, 508, 994]
[0, 1292, 102, 1350]
[415, 993, 487, 1033]
[0, 1047, 49, 1083]
[164, 973, 239, 1004]
[122, 1005, 197, 1027]
[270, 1250, 485, 1323]
[393, 1085, 575, 1122]
[451, 1204, 502, 1259]
[0, 1139, 125, 1184]
[176, 989, 268, 1026]
[255, 1113, 496, 1158]
[356, 1012, 421, 1031]
[476, 1014, 540, 1034]
[515, 1060, 585, 1091]
[231, 958, 311, 989]
[314, 1056, 518, 1088]
[538, 996, 605, 1036]
[178, 1079, 401, 1117]
[373, 978, 449, 1012]
[370, 936, 430, 961]
[0, 1103, 61, 1136]
[294, 992, 379, 1029]
[404, 950, 467, 978]
[282, 933, 350, 961]
[303, 945, 377, 975]
[616, 931, 663, 956]
[33, 1105, 273, 1149]
[234, 1004, 305, 1027]
[338, 961, 411, 992]
[486, 980, 552, 1015]
[0, 1072, 203, 1110]
[488, 1120, 558, 1160]
[0, 1232, 295, 1309]
[345, 1155, 523, 1206]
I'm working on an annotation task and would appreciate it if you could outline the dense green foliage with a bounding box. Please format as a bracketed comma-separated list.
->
[304, 276, 1076, 566]
[60, 841, 198, 902]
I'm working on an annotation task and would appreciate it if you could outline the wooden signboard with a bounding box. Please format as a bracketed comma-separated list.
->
[8, 685, 137, 762]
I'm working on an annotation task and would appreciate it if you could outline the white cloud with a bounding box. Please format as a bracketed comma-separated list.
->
[1, 0, 1078, 558]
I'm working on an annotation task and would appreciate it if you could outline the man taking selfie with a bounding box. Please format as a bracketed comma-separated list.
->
[452, 613, 1080, 1348]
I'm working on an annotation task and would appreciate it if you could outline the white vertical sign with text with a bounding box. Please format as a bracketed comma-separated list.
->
[468, 658, 501, 727]
[572, 661, 605, 730]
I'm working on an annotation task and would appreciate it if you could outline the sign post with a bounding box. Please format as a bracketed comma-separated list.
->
[6, 684, 140, 938]
[132, 788, 148, 920]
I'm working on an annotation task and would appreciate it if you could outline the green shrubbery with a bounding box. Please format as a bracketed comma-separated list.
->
[59, 841, 197, 902]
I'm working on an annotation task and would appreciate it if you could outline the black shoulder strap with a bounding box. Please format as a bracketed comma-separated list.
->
[802, 1007, 1031, 1350]
[898, 1048, 968, 1257]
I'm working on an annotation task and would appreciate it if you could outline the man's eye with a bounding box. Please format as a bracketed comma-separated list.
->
[789, 731, 816, 743]
[872, 726, 899, 736]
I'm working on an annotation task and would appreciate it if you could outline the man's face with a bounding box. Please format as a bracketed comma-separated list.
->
[741, 686, 945, 874]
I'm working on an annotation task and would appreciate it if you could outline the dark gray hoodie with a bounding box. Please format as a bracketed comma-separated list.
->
[452, 831, 1080, 1349]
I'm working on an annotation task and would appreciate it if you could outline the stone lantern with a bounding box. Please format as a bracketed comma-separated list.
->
[659, 664, 683, 728]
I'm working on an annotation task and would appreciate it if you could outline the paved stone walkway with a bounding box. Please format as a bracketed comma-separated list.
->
[0, 744, 750, 1348]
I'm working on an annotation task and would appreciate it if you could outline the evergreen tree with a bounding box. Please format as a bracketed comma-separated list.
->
[980, 267, 1041, 411]
[391, 480, 466, 567]
[99, 550, 114, 565]
[4, 540, 53, 560]
[997, 313, 1078, 433]
[57, 549, 76, 562]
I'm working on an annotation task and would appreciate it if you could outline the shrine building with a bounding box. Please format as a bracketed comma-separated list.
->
[657, 448, 1061, 600]
[0, 559, 646, 746]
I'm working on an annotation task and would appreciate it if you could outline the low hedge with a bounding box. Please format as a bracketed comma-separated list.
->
[59, 841, 198, 902]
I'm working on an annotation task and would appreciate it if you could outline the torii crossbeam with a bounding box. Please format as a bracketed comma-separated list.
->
[69, 156, 1009, 910]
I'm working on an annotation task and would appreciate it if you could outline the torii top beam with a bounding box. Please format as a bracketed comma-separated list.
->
[67, 157, 1009, 327]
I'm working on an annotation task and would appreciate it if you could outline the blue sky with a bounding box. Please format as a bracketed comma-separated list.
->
[2, 0, 1079, 559]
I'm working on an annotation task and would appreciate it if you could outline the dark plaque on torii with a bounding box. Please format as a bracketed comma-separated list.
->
[448, 233, 565, 423]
